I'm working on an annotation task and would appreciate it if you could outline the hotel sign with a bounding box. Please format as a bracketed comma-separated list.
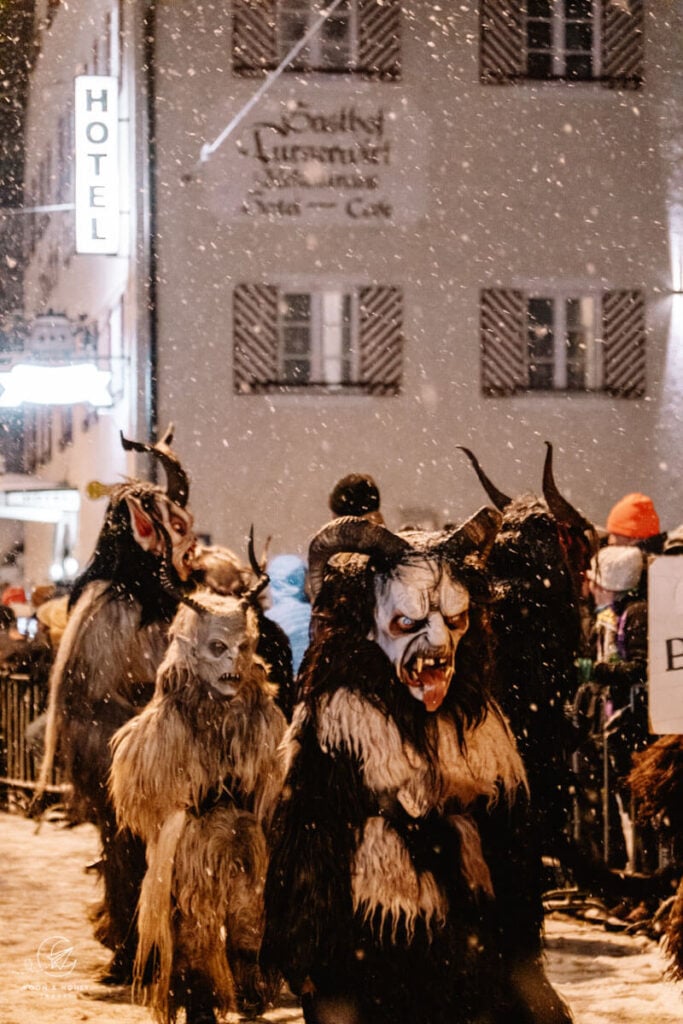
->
[205, 89, 427, 226]
[74, 75, 119, 254]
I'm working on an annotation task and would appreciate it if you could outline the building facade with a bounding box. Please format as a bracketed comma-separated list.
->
[11, 0, 683, 577]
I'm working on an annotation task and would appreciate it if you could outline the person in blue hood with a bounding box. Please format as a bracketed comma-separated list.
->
[265, 554, 312, 684]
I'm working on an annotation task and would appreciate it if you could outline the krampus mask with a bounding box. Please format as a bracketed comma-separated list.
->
[308, 506, 501, 712]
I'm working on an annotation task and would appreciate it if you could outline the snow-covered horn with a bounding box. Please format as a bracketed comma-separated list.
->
[120, 422, 190, 507]
[308, 516, 411, 602]
[457, 447, 511, 511]
[542, 441, 590, 531]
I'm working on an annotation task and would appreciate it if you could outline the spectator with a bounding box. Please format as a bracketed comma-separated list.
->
[605, 492, 665, 553]
[328, 472, 385, 525]
[577, 545, 650, 868]
[264, 554, 311, 678]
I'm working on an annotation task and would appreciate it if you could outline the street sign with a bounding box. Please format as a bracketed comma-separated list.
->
[648, 555, 683, 734]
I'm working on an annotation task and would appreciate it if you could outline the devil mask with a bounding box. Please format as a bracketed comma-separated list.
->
[308, 507, 501, 713]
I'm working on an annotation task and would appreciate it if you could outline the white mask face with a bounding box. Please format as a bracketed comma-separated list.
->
[371, 558, 470, 712]
[192, 601, 257, 699]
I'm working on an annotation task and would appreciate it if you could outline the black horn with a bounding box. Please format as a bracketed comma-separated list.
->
[243, 526, 270, 604]
[542, 442, 590, 531]
[457, 447, 511, 511]
[120, 422, 190, 507]
[308, 516, 410, 602]
[438, 506, 502, 565]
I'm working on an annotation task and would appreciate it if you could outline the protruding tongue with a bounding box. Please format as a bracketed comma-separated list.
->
[421, 667, 450, 712]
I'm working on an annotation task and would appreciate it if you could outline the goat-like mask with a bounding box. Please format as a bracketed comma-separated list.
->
[176, 597, 259, 700]
[125, 492, 196, 581]
[372, 558, 470, 711]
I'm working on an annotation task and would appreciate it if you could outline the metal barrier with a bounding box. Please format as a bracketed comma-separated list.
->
[0, 669, 65, 803]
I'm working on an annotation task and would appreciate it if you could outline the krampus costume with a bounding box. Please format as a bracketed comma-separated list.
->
[35, 426, 196, 981]
[459, 445, 596, 869]
[110, 585, 287, 1024]
[262, 510, 572, 1024]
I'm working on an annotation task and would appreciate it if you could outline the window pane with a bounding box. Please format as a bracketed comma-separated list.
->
[528, 0, 552, 15]
[283, 293, 311, 322]
[283, 359, 310, 383]
[565, 0, 592, 17]
[283, 326, 311, 355]
[527, 52, 553, 79]
[566, 55, 593, 80]
[528, 298, 554, 359]
[527, 21, 552, 49]
[566, 23, 593, 51]
[529, 363, 554, 389]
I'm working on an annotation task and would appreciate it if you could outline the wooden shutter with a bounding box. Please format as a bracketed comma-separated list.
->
[357, 0, 401, 80]
[233, 283, 279, 393]
[600, 0, 644, 89]
[479, 0, 526, 84]
[358, 285, 403, 394]
[480, 288, 527, 395]
[232, 0, 278, 76]
[602, 289, 645, 398]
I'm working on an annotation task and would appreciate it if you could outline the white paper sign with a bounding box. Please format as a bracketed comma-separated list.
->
[74, 75, 119, 254]
[648, 555, 683, 734]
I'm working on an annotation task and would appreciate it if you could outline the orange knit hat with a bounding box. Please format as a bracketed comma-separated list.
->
[606, 492, 660, 539]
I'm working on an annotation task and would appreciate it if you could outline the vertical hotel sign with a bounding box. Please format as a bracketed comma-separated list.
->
[74, 75, 119, 254]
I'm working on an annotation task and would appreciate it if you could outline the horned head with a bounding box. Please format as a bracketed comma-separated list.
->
[308, 507, 501, 712]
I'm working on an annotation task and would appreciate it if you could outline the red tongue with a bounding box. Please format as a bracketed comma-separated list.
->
[421, 667, 449, 712]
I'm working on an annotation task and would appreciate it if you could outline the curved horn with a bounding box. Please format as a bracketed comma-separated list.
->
[308, 516, 411, 602]
[457, 447, 511, 511]
[542, 442, 590, 530]
[439, 506, 502, 565]
[120, 422, 190, 508]
[243, 525, 270, 604]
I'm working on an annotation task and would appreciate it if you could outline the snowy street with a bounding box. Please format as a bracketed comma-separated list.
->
[1, 809, 682, 1024]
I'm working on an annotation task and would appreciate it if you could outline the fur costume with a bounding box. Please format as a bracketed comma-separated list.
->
[34, 426, 196, 980]
[262, 511, 572, 1024]
[111, 588, 287, 1024]
[459, 445, 596, 870]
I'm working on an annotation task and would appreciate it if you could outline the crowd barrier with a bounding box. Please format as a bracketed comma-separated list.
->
[0, 669, 64, 807]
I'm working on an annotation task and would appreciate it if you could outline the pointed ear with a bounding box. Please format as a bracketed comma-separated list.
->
[124, 495, 160, 553]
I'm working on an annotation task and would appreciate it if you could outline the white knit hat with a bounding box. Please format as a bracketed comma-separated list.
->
[587, 546, 643, 593]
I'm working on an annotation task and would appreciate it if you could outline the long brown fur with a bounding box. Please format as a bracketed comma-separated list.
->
[110, 595, 287, 1022]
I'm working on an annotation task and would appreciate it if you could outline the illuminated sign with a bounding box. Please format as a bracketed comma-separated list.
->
[74, 75, 119, 254]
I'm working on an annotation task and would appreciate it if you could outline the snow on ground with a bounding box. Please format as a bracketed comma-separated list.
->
[1, 810, 682, 1023]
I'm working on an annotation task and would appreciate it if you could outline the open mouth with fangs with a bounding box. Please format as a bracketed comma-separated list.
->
[208, 674, 240, 699]
[403, 652, 454, 712]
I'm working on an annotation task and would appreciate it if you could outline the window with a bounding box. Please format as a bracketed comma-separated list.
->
[481, 287, 645, 397]
[233, 282, 402, 394]
[233, 0, 401, 79]
[480, 0, 644, 88]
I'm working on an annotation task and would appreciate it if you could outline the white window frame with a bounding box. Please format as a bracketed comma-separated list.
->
[526, 0, 602, 81]
[277, 0, 359, 72]
[526, 288, 603, 392]
[277, 287, 359, 387]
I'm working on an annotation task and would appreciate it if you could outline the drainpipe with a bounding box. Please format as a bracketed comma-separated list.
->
[142, 0, 159, 451]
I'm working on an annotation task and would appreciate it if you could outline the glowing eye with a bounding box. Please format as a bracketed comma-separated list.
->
[391, 614, 419, 634]
[444, 611, 469, 632]
[209, 641, 228, 657]
[171, 518, 187, 536]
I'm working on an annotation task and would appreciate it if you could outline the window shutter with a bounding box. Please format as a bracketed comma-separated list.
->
[479, 0, 526, 84]
[602, 289, 645, 398]
[233, 283, 279, 393]
[232, 0, 278, 76]
[480, 288, 527, 395]
[357, 0, 401, 79]
[600, 0, 644, 89]
[358, 285, 403, 394]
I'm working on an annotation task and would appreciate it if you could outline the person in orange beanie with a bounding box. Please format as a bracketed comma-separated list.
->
[605, 493, 664, 551]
